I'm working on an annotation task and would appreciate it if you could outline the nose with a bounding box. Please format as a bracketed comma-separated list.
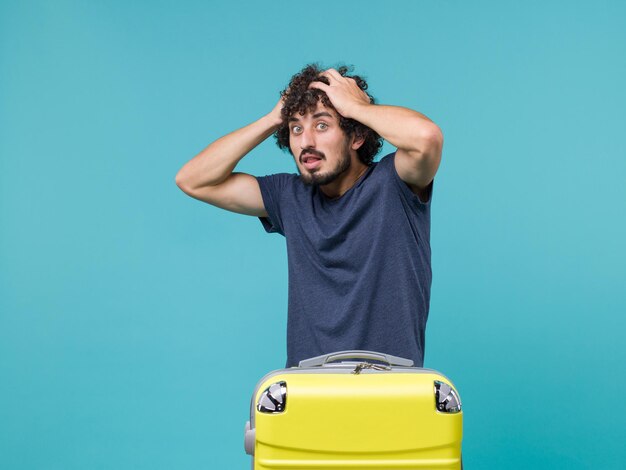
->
[299, 127, 316, 149]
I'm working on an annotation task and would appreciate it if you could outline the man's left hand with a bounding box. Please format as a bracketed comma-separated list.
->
[308, 68, 371, 119]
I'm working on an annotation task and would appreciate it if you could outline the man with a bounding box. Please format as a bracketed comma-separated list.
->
[176, 64, 443, 368]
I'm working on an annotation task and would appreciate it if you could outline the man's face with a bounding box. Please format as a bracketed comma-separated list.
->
[288, 102, 353, 186]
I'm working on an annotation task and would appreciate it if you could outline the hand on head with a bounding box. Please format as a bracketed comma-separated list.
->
[308, 68, 372, 119]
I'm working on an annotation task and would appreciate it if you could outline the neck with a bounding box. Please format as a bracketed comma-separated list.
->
[320, 161, 369, 199]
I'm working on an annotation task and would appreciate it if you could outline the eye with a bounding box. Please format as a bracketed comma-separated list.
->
[316, 122, 328, 131]
[291, 125, 302, 135]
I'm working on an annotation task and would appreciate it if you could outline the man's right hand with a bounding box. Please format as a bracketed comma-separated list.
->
[267, 95, 286, 127]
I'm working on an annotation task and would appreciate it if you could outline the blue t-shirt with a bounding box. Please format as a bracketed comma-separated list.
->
[257, 152, 432, 368]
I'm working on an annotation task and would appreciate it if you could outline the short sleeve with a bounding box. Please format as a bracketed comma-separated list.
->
[256, 173, 293, 236]
[384, 152, 434, 209]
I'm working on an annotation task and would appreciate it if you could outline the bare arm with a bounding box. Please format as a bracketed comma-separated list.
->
[349, 104, 442, 200]
[309, 69, 443, 200]
[175, 99, 284, 216]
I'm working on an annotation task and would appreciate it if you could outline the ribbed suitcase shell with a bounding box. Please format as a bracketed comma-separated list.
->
[245, 352, 463, 469]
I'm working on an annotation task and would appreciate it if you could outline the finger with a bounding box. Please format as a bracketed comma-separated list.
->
[308, 81, 330, 91]
[318, 71, 340, 85]
[315, 70, 335, 84]
[325, 68, 343, 80]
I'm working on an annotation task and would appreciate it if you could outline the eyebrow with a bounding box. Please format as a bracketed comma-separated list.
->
[288, 111, 334, 122]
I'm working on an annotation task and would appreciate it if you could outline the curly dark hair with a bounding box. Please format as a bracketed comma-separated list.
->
[275, 64, 383, 166]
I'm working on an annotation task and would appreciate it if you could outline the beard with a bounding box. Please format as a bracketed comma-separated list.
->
[297, 144, 351, 187]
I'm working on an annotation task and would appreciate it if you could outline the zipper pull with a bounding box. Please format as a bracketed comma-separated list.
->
[352, 362, 392, 374]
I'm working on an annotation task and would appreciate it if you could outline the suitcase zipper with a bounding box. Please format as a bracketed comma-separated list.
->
[352, 362, 392, 374]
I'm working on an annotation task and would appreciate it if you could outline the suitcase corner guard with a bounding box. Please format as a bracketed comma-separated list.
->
[244, 420, 255, 455]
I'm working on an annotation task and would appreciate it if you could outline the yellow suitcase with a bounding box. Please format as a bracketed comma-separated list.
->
[244, 351, 463, 469]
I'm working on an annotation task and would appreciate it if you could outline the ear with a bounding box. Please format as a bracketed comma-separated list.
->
[351, 131, 365, 151]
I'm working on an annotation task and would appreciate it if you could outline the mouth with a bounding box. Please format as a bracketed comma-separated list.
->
[300, 152, 324, 171]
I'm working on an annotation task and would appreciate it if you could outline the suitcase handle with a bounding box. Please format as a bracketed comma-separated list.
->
[298, 350, 414, 368]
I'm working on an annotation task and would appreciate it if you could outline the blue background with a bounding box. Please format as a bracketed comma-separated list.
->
[1, 1, 625, 468]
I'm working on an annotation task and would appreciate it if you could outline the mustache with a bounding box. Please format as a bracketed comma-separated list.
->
[299, 148, 326, 162]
